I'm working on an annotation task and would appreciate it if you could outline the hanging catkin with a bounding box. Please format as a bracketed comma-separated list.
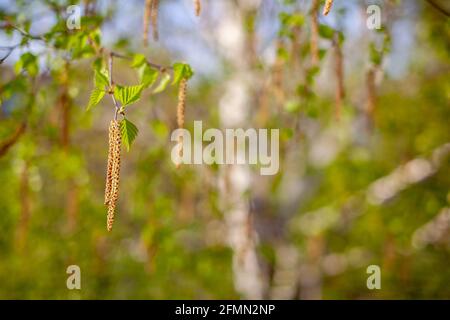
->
[151, 0, 159, 41]
[143, 0, 152, 46]
[310, 0, 320, 66]
[323, 0, 334, 16]
[194, 0, 201, 16]
[104, 120, 115, 205]
[106, 120, 122, 232]
[333, 36, 345, 119]
[366, 68, 376, 118]
[176, 78, 187, 166]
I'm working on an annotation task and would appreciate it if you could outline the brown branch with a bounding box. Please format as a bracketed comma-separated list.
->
[0, 121, 27, 157]
[0, 43, 20, 64]
[425, 0, 450, 17]
[86, 35, 172, 72]
[0, 23, 47, 41]
[108, 52, 121, 121]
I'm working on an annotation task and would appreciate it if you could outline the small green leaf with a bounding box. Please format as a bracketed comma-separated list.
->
[139, 64, 159, 88]
[120, 118, 139, 151]
[318, 24, 335, 40]
[284, 100, 301, 113]
[87, 88, 105, 110]
[153, 73, 171, 94]
[114, 84, 144, 107]
[131, 54, 147, 68]
[172, 62, 193, 85]
[90, 29, 102, 47]
[92, 57, 104, 72]
[14, 53, 38, 76]
[94, 69, 109, 88]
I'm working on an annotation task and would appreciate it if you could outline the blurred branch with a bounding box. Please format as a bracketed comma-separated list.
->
[425, 0, 450, 17]
[108, 52, 121, 121]
[297, 143, 450, 235]
[0, 23, 46, 41]
[0, 44, 20, 64]
[87, 35, 172, 73]
[0, 122, 27, 157]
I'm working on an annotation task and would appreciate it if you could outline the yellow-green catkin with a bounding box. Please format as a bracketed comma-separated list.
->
[176, 78, 187, 167]
[334, 36, 345, 120]
[151, 0, 159, 41]
[143, 0, 152, 46]
[106, 120, 121, 232]
[104, 120, 115, 205]
[310, 0, 320, 66]
[194, 0, 201, 16]
[323, 0, 334, 16]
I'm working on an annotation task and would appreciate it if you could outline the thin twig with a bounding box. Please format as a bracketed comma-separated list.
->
[0, 122, 27, 157]
[0, 23, 46, 41]
[0, 44, 20, 64]
[425, 0, 450, 17]
[86, 35, 172, 71]
[108, 53, 121, 121]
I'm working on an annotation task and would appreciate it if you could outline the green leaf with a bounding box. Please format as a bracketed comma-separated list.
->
[153, 73, 171, 94]
[120, 118, 139, 152]
[318, 24, 335, 40]
[14, 53, 38, 76]
[131, 54, 147, 68]
[90, 29, 102, 47]
[171, 62, 193, 85]
[284, 100, 301, 113]
[369, 43, 382, 66]
[94, 69, 109, 88]
[114, 84, 144, 107]
[86, 88, 105, 110]
[139, 64, 159, 88]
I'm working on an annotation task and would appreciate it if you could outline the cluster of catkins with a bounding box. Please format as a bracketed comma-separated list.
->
[143, 0, 159, 45]
[143, 0, 201, 45]
[104, 120, 122, 231]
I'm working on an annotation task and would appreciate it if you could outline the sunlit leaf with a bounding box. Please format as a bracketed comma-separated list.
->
[131, 53, 147, 68]
[94, 69, 109, 88]
[153, 73, 171, 94]
[139, 64, 159, 88]
[172, 62, 193, 85]
[120, 118, 139, 151]
[114, 84, 144, 107]
[318, 24, 335, 39]
[86, 88, 105, 110]
[14, 53, 38, 76]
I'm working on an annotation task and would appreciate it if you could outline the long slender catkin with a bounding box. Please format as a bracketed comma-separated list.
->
[176, 78, 187, 166]
[323, 0, 334, 16]
[104, 120, 115, 205]
[151, 0, 159, 41]
[143, 0, 152, 46]
[366, 68, 376, 117]
[106, 120, 121, 232]
[194, 0, 201, 16]
[334, 36, 345, 120]
[310, 0, 320, 66]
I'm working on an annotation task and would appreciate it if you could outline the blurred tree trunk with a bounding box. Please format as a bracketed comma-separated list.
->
[215, 0, 266, 299]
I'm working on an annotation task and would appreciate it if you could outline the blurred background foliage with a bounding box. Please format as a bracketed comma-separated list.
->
[0, 0, 449, 299]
